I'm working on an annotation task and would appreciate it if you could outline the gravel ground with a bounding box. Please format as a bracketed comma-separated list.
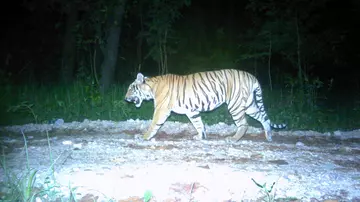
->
[0, 119, 360, 202]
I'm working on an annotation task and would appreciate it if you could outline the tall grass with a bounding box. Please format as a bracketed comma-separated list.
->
[0, 82, 151, 125]
[0, 130, 67, 201]
[1, 80, 360, 132]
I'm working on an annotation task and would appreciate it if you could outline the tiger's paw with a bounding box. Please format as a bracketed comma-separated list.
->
[142, 134, 157, 142]
[193, 135, 205, 141]
[225, 136, 240, 144]
[193, 131, 207, 141]
[264, 131, 273, 142]
[265, 136, 272, 142]
[134, 134, 145, 142]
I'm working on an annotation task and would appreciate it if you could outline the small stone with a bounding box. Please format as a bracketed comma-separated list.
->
[62, 140, 72, 145]
[54, 119, 64, 126]
[73, 143, 82, 150]
[296, 141, 305, 147]
[333, 131, 342, 136]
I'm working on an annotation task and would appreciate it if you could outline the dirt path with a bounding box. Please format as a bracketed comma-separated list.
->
[1, 120, 360, 201]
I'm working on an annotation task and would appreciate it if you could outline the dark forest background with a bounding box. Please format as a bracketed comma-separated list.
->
[1, 0, 360, 131]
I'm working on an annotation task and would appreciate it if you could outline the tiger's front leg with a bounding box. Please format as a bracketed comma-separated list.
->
[186, 112, 207, 140]
[143, 108, 171, 140]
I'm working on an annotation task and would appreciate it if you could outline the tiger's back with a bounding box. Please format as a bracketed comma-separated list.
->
[125, 69, 286, 141]
[148, 69, 253, 113]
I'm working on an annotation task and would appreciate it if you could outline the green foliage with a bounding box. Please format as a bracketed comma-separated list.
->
[262, 74, 360, 132]
[0, 131, 61, 201]
[243, 0, 344, 68]
[7, 101, 38, 124]
[0, 129, 120, 201]
[22, 169, 38, 201]
[1, 82, 153, 125]
[0, 168, 38, 202]
[142, 0, 191, 74]
[1, 133, 39, 202]
[143, 190, 152, 202]
[175, 49, 237, 74]
[0, 69, 12, 86]
[238, 19, 296, 64]
[2, 79, 360, 131]
[251, 178, 276, 202]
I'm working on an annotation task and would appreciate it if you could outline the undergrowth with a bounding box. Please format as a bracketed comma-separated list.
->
[0, 80, 359, 132]
[0, 130, 118, 201]
[0, 130, 73, 201]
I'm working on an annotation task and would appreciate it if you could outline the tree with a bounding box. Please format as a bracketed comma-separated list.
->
[243, 0, 329, 84]
[72, 0, 189, 93]
[61, 1, 78, 84]
[143, 0, 191, 75]
[99, 0, 128, 94]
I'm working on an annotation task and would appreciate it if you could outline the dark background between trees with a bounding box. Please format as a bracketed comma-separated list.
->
[1, 0, 360, 129]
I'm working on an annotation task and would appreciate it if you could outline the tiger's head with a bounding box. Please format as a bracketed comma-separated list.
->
[125, 73, 153, 108]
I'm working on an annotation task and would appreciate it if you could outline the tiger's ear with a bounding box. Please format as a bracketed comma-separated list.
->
[136, 73, 145, 83]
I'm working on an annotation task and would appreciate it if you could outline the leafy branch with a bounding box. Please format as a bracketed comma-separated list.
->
[7, 101, 38, 124]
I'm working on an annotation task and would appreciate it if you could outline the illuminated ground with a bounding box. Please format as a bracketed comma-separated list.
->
[1, 120, 360, 201]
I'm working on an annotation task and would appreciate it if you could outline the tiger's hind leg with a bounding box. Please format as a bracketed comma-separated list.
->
[227, 105, 249, 142]
[186, 112, 206, 140]
[245, 103, 273, 141]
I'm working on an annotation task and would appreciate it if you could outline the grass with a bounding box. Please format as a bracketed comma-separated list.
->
[251, 177, 276, 202]
[0, 129, 300, 202]
[0, 80, 360, 132]
[1, 79, 355, 201]
[0, 129, 117, 202]
[0, 130, 67, 201]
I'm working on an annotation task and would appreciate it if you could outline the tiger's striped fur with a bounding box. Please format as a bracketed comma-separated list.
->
[124, 69, 286, 141]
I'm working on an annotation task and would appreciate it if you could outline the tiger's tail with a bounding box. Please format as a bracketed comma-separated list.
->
[270, 122, 287, 129]
[253, 83, 287, 130]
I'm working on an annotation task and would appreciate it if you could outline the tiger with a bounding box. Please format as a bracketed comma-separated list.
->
[124, 69, 286, 142]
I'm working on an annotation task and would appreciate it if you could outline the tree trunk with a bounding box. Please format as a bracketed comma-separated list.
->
[136, 1, 144, 74]
[61, 2, 78, 84]
[227, 0, 234, 48]
[100, 0, 127, 94]
[295, 14, 304, 91]
[268, 32, 273, 91]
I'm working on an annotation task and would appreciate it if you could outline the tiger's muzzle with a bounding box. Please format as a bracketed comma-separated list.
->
[125, 96, 141, 107]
